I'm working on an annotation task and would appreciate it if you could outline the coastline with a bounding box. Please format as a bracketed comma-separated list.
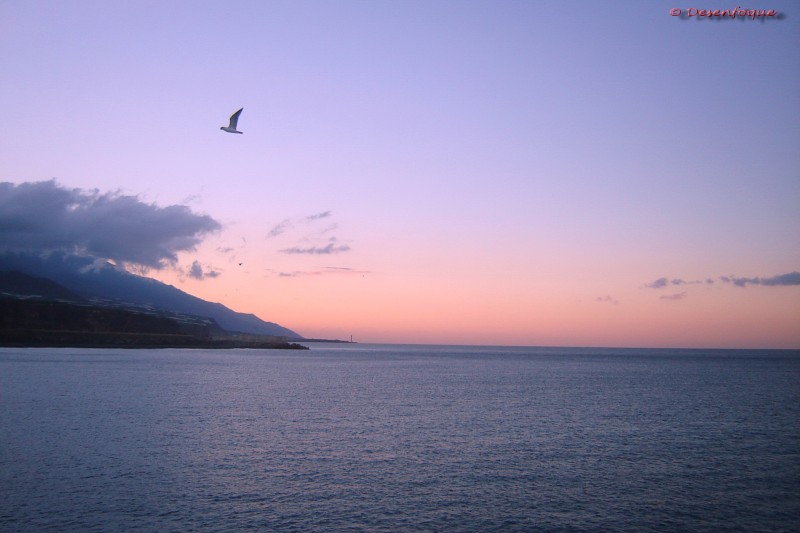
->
[0, 329, 308, 350]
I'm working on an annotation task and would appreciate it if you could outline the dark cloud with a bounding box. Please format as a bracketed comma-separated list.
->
[188, 260, 220, 280]
[0, 180, 221, 268]
[721, 272, 800, 287]
[280, 243, 351, 255]
[189, 261, 204, 279]
[660, 292, 687, 301]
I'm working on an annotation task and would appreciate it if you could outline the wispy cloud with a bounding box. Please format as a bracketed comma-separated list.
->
[721, 272, 800, 287]
[311, 223, 339, 236]
[271, 266, 369, 277]
[267, 211, 333, 239]
[645, 277, 669, 289]
[267, 218, 293, 238]
[267, 211, 354, 260]
[280, 243, 351, 255]
[0, 180, 220, 268]
[323, 266, 358, 272]
[660, 292, 687, 301]
[278, 271, 306, 277]
[214, 241, 249, 266]
[645, 277, 713, 289]
[187, 260, 221, 280]
[596, 295, 619, 305]
[305, 210, 331, 221]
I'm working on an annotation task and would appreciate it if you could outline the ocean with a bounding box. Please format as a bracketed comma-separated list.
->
[1, 344, 798, 532]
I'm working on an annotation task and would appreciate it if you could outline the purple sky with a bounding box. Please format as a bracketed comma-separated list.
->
[1, 1, 798, 347]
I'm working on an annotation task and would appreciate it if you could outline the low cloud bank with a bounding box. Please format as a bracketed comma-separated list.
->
[644, 271, 799, 298]
[721, 272, 800, 287]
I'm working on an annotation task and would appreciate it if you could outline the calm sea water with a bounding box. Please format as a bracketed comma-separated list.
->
[0, 344, 798, 532]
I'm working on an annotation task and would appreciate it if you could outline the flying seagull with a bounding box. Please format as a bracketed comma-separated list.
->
[220, 108, 244, 134]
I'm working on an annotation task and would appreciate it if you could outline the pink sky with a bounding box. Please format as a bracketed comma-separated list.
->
[1, 1, 798, 348]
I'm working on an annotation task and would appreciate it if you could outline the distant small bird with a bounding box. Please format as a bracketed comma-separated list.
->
[220, 108, 244, 134]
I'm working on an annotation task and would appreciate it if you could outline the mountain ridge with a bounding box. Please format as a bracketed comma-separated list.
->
[0, 253, 302, 339]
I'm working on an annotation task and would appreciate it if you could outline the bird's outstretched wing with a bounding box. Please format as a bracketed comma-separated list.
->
[228, 108, 243, 129]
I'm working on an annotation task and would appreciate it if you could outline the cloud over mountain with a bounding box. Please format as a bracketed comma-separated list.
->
[0, 180, 221, 268]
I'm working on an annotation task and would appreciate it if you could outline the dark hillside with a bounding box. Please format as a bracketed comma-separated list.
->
[0, 253, 302, 338]
[0, 270, 85, 302]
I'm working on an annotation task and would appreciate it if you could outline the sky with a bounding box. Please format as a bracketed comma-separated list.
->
[1, 0, 798, 348]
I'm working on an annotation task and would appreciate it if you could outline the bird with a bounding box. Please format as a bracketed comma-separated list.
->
[220, 108, 244, 134]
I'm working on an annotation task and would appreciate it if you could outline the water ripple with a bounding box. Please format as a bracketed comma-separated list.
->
[1, 346, 798, 531]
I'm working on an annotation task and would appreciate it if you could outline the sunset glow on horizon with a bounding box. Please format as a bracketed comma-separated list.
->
[1, 0, 798, 349]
